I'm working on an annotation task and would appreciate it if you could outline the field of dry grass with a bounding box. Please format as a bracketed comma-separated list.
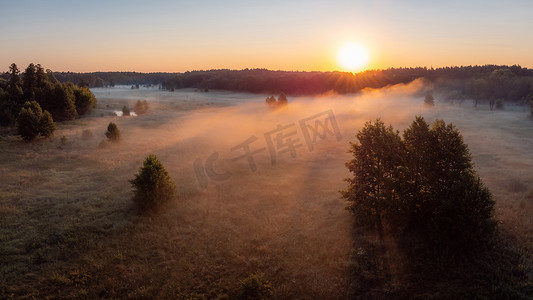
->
[1, 85, 532, 298]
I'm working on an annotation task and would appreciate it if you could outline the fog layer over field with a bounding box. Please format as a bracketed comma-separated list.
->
[1, 81, 532, 297]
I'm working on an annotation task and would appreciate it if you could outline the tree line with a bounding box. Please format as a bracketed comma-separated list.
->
[0, 63, 97, 139]
[160, 66, 533, 101]
[9, 65, 531, 103]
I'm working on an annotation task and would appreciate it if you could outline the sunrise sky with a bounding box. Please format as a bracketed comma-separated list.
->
[1, 0, 532, 73]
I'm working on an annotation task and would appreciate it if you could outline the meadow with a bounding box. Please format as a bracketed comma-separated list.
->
[1, 83, 532, 298]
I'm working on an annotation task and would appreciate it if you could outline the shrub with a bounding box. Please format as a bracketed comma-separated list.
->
[129, 154, 176, 211]
[105, 122, 120, 141]
[238, 274, 272, 300]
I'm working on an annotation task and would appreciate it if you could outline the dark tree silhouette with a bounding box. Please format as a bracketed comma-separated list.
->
[342, 116, 496, 250]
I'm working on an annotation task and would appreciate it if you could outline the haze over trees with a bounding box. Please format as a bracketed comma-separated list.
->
[265, 93, 288, 109]
[134, 100, 148, 114]
[19, 65, 532, 105]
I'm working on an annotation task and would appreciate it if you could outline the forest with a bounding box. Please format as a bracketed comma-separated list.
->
[0, 63, 96, 129]
[6, 65, 530, 104]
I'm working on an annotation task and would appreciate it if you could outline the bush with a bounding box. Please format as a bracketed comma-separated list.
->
[238, 274, 272, 300]
[129, 154, 176, 211]
[105, 122, 120, 141]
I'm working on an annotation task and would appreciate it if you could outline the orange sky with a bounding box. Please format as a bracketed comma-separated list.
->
[1, 1, 532, 73]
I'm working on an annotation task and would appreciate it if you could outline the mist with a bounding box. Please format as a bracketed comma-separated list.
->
[3, 81, 532, 297]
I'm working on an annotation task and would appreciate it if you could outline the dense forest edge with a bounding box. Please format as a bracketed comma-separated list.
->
[0, 63, 96, 133]
[3, 65, 530, 103]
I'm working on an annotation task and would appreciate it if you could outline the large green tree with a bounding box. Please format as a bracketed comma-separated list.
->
[343, 117, 496, 250]
[341, 119, 404, 235]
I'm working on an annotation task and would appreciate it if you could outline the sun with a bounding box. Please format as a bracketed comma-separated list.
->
[337, 42, 369, 72]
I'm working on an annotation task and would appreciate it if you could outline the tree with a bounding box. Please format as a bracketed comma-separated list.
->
[22, 63, 37, 100]
[122, 105, 130, 116]
[39, 110, 56, 138]
[17, 102, 42, 141]
[6, 63, 24, 114]
[16, 101, 55, 140]
[73, 86, 96, 115]
[277, 92, 288, 106]
[424, 94, 435, 107]
[341, 119, 404, 235]
[105, 122, 120, 141]
[134, 100, 148, 114]
[265, 96, 277, 108]
[41, 83, 77, 121]
[129, 154, 176, 211]
[342, 117, 496, 250]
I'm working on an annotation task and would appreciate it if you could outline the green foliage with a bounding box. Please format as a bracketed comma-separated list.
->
[129, 154, 176, 211]
[122, 105, 130, 116]
[134, 100, 148, 114]
[105, 122, 120, 141]
[0, 63, 95, 126]
[424, 93, 435, 106]
[16, 101, 55, 140]
[342, 119, 404, 233]
[73, 86, 96, 115]
[39, 110, 56, 138]
[238, 274, 272, 300]
[342, 116, 496, 251]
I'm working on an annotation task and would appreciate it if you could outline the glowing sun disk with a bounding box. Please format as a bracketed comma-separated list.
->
[337, 42, 369, 72]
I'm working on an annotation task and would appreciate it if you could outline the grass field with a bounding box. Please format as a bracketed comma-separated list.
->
[1, 84, 532, 298]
